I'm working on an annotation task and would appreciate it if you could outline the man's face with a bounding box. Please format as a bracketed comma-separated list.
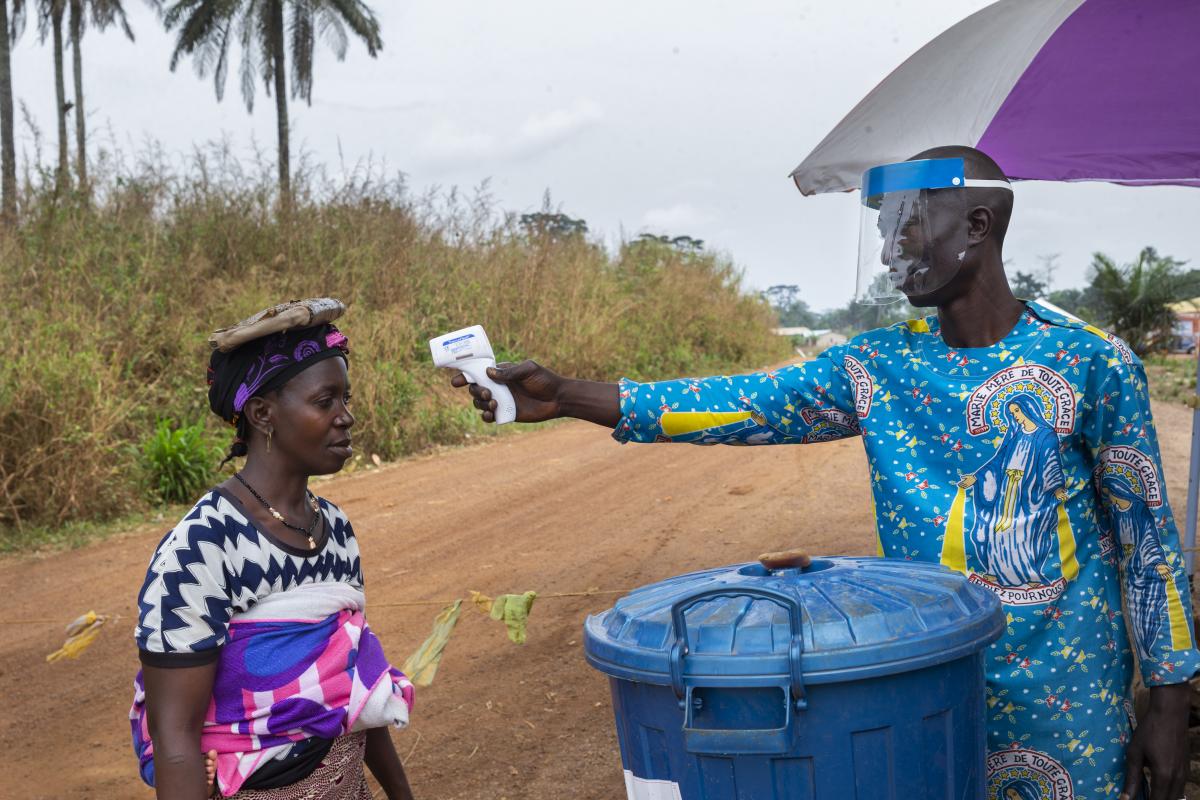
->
[877, 189, 968, 306]
[877, 191, 927, 288]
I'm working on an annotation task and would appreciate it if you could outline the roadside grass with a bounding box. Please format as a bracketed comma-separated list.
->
[0, 509, 171, 556]
[0, 143, 789, 548]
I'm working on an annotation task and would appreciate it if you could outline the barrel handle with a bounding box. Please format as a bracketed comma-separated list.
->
[668, 586, 806, 710]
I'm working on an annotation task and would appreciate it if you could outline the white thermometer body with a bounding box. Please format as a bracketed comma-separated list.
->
[429, 325, 517, 424]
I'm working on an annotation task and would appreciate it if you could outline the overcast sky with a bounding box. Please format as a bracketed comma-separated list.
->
[11, 1, 1199, 311]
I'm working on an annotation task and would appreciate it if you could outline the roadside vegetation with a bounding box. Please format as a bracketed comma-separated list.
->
[0, 149, 788, 547]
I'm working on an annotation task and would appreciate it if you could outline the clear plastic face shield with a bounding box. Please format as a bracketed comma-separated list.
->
[856, 158, 1012, 305]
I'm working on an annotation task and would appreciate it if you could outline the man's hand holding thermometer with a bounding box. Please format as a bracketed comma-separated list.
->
[433, 325, 619, 427]
[429, 326, 519, 423]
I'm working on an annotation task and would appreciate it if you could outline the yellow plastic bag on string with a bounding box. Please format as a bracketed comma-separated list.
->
[401, 600, 463, 687]
[46, 611, 108, 663]
[468, 590, 538, 644]
[489, 592, 537, 645]
[468, 590, 494, 615]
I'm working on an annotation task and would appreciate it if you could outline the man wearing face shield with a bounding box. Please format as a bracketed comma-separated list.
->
[858, 153, 1017, 308]
[451, 145, 1198, 800]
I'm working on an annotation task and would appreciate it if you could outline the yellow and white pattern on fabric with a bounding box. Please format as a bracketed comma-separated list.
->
[942, 486, 1080, 570]
[661, 410, 757, 438]
[1165, 574, 1194, 651]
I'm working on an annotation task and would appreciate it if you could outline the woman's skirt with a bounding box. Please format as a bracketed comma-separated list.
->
[220, 732, 371, 800]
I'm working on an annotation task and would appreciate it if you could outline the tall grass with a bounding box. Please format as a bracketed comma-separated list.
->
[0, 143, 789, 542]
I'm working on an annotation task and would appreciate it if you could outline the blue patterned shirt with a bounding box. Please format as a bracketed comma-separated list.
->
[614, 300, 1200, 800]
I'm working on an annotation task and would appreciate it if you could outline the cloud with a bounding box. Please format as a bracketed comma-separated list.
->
[640, 203, 714, 232]
[420, 120, 498, 163]
[518, 100, 603, 145]
[314, 98, 435, 114]
[418, 99, 603, 168]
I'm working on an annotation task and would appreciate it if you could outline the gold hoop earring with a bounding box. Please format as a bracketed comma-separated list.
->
[266, 428, 273, 453]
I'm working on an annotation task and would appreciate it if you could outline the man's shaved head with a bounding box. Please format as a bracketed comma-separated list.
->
[910, 144, 1008, 180]
[909, 144, 1013, 244]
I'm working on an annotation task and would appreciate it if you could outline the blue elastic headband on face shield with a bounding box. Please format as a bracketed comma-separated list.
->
[861, 158, 1012, 209]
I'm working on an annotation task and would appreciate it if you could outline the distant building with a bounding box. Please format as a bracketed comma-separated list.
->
[1170, 297, 1200, 340]
[774, 326, 815, 337]
[815, 331, 848, 349]
[774, 327, 847, 354]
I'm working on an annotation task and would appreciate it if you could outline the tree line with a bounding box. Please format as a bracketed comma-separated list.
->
[0, 0, 383, 222]
[765, 247, 1200, 356]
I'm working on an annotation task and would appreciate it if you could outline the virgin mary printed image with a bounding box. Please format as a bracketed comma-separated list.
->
[959, 393, 1068, 586]
[1102, 476, 1172, 662]
[1001, 781, 1044, 800]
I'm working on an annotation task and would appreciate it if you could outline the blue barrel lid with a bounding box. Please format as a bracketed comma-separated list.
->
[584, 555, 1004, 687]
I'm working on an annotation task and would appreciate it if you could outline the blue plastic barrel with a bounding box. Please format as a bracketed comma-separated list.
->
[584, 555, 1004, 800]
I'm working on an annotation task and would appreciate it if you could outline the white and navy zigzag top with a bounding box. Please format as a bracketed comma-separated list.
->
[135, 488, 363, 667]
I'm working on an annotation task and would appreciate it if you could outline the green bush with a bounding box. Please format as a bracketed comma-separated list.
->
[142, 420, 219, 505]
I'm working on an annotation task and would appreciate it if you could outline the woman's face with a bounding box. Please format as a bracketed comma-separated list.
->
[270, 357, 355, 475]
[1008, 402, 1027, 424]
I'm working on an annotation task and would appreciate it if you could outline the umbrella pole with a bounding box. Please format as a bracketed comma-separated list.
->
[1185, 350, 1200, 578]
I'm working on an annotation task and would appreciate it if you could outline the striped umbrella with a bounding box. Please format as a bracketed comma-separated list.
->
[790, 0, 1200, 195]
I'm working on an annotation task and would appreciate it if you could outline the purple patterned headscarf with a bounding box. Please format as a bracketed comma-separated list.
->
[207, 324, 349, 427]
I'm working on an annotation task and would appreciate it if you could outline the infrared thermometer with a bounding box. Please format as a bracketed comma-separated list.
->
[429, 325, 517, 424]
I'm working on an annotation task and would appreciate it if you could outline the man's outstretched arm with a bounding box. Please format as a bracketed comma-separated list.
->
[451, 348, 862, 445]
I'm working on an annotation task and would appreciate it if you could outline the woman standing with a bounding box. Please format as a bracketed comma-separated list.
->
[130, 301, 416, 799]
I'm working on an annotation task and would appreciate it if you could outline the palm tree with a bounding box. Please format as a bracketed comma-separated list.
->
[68, 0, 133, 191]
[1089, 247, 1200, 355]
[35, 0, 69, 196]
[0, 0, 24, 221]
[160, 0, 382, 209]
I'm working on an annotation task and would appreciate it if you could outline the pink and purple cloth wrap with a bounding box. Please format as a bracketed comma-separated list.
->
[130, 583, 413, 795]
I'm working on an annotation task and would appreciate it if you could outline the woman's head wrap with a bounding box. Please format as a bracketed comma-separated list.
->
[206, 299, 350, 467]
[207, 322, 349, 428]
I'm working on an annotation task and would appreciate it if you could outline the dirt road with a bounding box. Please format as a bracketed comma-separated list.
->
[1, 402, 1193, 799]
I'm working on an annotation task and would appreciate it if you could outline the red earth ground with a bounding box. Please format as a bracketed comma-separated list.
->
[0, 402, 1194, 799]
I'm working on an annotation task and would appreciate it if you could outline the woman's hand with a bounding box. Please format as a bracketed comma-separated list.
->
[958, 474, 976, 489]
[142, 662, 218, 800]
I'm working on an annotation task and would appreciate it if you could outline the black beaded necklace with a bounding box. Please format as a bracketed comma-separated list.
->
[233, 472, 322, 549]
